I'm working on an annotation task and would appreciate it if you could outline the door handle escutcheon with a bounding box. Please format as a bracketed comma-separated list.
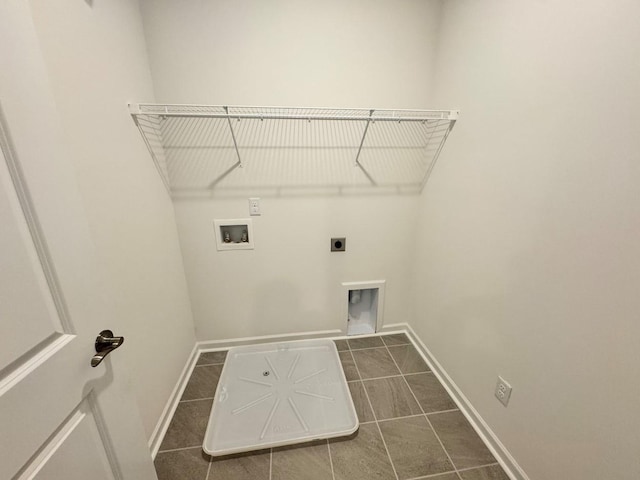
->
[91, 330, 124, 367]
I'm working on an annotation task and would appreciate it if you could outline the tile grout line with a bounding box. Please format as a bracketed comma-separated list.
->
[361, 408, 461, 426]
[348, 346, 400, 480]
[345, 371, 438, 384]
[381, 338, 412, 348]
[456, 462, 501, 473]
[406, 470, 458, 480]
[425, 408, 460, 416]
[375, 413, 425, 423]
[357, 372, 410, 382]
[326, 439, 336, 480]
[382, 341, 463, 480]
[424, 414, 464, 480]
[179, 397, 215, 403]
[392, 335, 483, 480]
[204, 364, 218, 480]
[157, 445, 204, 454]
[349, 339, 410, 350]
[389, 343, 475, 480]
[205, 453, 213, 480]
[348, 344, 407, 351]
[403, 371, 436, 377]
[391, 349, 463, 480]
[377, 412, 454, 424]
[202, 358, 217, 480]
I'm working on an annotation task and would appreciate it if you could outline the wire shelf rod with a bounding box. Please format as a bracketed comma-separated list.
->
[138, 102, 437, 109]
[131, 104, 458, 122]
[137, 112, 453, 123]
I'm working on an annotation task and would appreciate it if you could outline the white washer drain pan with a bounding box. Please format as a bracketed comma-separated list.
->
[203, 339, 358, 456]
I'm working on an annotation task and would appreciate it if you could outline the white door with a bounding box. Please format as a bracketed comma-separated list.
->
[0, 1, 158, 479]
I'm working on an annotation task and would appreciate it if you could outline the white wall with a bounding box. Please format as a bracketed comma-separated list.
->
[141, 0, 443, 340]
[413, 1, 640, 479]
[141, 0, 441, 108]
[174, 195, 417, 340]
[28, 0, 196, 440]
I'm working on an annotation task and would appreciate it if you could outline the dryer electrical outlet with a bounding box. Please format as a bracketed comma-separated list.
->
[331, 238, 346, 252]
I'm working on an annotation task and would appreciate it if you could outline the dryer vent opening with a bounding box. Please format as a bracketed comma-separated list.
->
[342, 281, 386, 336]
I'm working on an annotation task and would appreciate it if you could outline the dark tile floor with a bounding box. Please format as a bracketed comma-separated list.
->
[154, 333, 510, 480]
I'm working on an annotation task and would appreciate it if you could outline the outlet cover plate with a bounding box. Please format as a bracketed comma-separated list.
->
[495, 376, 512, 407]
[249, 197, 261, 216]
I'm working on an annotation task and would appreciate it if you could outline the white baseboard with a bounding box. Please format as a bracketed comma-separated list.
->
[148, 344, 199, 458]
[197, 324, 408, 353]
[404, 324, 529, 480]
[377, 322, 408, 334]
[197, 328, 343, 351]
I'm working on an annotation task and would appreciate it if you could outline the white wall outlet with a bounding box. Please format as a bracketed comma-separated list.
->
[248, 197, 261, 216]
[495, 376, 512, 407]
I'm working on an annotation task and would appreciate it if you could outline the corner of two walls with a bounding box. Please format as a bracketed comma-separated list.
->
[140, 0, 444, 343]
[412, 1, 640, 479]
[28, 0, 197, 441]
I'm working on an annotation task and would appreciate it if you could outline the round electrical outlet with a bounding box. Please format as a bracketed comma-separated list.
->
[331, 237, 346, 252]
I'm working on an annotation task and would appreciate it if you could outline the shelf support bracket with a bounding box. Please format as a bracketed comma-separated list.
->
[354, 110, 373, 167]
[224, 106, 243, 168]
[354, 110, 377, 186]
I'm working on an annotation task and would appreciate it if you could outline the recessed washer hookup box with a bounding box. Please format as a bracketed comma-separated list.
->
[203, 339, 359, 456]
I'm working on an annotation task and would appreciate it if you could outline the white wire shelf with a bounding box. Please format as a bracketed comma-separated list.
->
[129, 104, 458, 197]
